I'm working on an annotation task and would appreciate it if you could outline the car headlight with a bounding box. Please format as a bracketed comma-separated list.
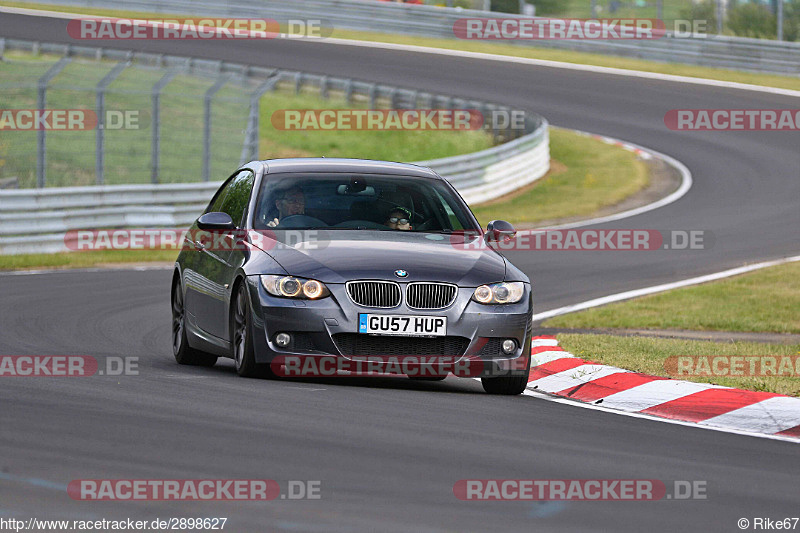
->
[472, 282, 525, 304]
[260, 275, 330, 299]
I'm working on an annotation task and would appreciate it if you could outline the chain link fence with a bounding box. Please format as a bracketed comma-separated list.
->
[0, 46, 252, 188]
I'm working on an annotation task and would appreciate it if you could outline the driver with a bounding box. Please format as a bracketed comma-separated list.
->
[385, 207, 412, 231]
[267, 186, 305, 227]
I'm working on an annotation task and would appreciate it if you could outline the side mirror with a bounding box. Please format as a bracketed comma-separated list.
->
[485, 220, 516, 243]
[197, 212, 236, 231]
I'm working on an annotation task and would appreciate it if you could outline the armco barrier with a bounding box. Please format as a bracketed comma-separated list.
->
[7, 0, 800, 76]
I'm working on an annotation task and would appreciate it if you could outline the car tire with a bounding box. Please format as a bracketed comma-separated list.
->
[480, 356, 531, 395]
[172, 279, 218, 367]
[232, 282, 276, 379]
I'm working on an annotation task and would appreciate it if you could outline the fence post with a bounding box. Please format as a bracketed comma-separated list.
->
[95, 61, 128, 185]
[777, 0, 784, 41]
[36, 57, 71, 188]
[240, 75, 279, 165]
[202, 74, 231, 182]
[151, 70, 176, 184]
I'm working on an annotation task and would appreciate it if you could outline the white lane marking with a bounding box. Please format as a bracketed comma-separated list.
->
[597, 379, 723, 411]
[521, 388, 800, 443]
[533, 255, 800, 321]
[528, 364, 629, 393]
[537, 128, 693, 230]
[3, 7, 800, 100]
[699, 396, 800, 434]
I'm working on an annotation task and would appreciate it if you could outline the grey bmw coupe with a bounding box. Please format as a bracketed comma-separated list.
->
[171, 158, 533, 395]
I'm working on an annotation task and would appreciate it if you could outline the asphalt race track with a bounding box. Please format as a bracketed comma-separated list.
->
[1, 12, 799, 532]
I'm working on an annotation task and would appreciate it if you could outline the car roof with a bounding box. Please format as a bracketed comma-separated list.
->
[250, 158, 441, 179]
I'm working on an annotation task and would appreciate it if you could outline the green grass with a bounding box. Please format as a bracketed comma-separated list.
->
[471, 127, 648, 226]
[256, 90, 493, 161]
[5, 1, 800, 92]
[0, 249, 179, 270]
[545, 261, 800, 334]
[558, 333, 800, 396]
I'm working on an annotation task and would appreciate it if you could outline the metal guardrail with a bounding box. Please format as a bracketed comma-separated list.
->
[8, 0, 800, 76]
[0, 39, 550, 255]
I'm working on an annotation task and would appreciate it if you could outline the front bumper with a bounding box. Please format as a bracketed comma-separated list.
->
[245, 276, 533, 375]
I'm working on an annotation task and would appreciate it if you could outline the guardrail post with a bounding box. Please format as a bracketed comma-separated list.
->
[36, 57, 71, 188]
[151, 70, 177, 184]
[777, 0, 784, 41]
[369, 84, 377, 108]
[95, 61, 129, 185]
[320, 76, 328, 99]
[344, 79, 353, 105]
[202, 74, 231, 182]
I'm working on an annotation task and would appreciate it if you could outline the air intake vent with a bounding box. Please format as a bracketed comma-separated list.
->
[346, 281, 401, 308]
[333, 333, 470, 357]
[406, 282, 458, 309]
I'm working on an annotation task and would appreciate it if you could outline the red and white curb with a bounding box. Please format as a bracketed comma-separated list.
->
[526, 336, 800, 441]
[573, 130, 653, 160]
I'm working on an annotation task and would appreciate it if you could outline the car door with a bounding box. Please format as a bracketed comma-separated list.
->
[192, 170, 255, 340]
[183, 174, 232, 337]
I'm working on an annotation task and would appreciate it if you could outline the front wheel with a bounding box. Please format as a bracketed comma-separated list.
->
[481, 356, 530, 395]
[172, 279, 217, 367]
[232, 283, 275, 379]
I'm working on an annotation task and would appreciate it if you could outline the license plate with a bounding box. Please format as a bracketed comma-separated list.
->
[359, 314, 447, 337]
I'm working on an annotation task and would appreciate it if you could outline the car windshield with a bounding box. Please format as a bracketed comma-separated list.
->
[252, 173, 479, 233]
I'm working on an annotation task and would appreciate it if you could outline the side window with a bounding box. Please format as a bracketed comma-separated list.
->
[219, 171, 255, 227]
[205, 177, 234, 215]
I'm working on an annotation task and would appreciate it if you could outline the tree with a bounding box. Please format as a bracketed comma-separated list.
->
[728, 3, 777, 39]
[679, 0, 718, 35]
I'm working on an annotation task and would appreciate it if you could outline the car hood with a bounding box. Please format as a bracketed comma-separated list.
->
[254, 230, 507, 286]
